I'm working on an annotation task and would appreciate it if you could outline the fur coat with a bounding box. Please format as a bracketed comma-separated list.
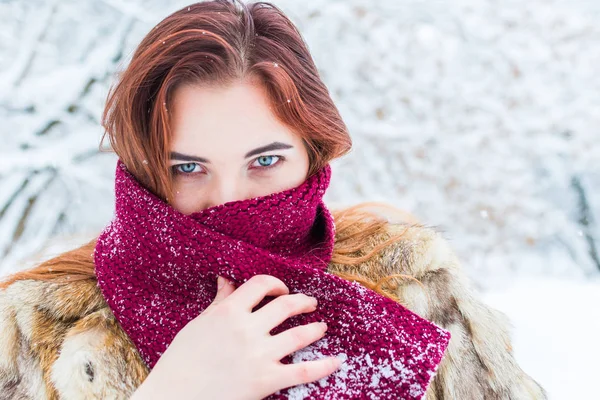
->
[0, 221, 547, 399]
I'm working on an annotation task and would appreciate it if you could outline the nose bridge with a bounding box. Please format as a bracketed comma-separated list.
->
[206, 174, 242, 208]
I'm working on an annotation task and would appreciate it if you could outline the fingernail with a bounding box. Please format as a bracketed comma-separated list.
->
[217, 276, 225, 289]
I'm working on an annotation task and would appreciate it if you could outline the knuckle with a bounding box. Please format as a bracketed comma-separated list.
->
[290, 326, 307, 346]
[296, 363, 311, 382]
[303, 293, 316, 305]
[250, 274, 280, 291]
[248, 274, 271, 286]
[278, 294, 307, 314]
[280, 294, 298, 309]
[212, 300, 235, 317]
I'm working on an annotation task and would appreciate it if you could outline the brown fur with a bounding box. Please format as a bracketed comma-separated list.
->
[0, 222, 547, 399]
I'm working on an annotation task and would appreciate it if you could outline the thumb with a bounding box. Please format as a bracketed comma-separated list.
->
[212, 275, 235, 304]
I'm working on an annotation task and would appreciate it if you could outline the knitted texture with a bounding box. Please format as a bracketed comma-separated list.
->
[94, 159, 451, 399]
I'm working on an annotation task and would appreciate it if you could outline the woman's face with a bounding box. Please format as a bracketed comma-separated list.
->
[168, 81, 310, 214]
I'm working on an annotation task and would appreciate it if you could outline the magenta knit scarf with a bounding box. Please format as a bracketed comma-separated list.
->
[94, 159, 450, 399]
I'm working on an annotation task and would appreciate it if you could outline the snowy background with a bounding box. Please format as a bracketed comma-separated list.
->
[1, 0, 598, 398]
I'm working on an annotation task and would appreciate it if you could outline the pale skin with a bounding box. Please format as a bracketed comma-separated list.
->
[130, 80, 342, 400]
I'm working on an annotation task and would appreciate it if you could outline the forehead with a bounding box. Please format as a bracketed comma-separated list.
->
[169, 82, 296, 152]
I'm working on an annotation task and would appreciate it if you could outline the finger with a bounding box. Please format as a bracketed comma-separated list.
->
[212, 276, 236, 304]
[252, 293, 317, 331]
[225, 274, 290, 311]
[276, 356, 342, 390]
[269, 321, 327, 361]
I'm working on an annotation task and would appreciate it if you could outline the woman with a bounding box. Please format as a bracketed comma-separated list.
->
[0, 0, 546, 399]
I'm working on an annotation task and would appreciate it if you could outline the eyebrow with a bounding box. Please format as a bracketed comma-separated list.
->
[169, 141, 294, 163]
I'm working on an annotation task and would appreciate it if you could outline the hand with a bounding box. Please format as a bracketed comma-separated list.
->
[130, 274, 342, 400]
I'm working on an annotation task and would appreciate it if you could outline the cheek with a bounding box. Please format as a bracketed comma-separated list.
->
[250, 168, 307, 197]
[170, 181, 205, 214]
[249, 181, 284, 198]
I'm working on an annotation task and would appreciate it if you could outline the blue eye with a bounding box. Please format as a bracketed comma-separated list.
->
[173, 163, 201, 175]
[252, 155, 282, 169]
[258, 156, 276, 166]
